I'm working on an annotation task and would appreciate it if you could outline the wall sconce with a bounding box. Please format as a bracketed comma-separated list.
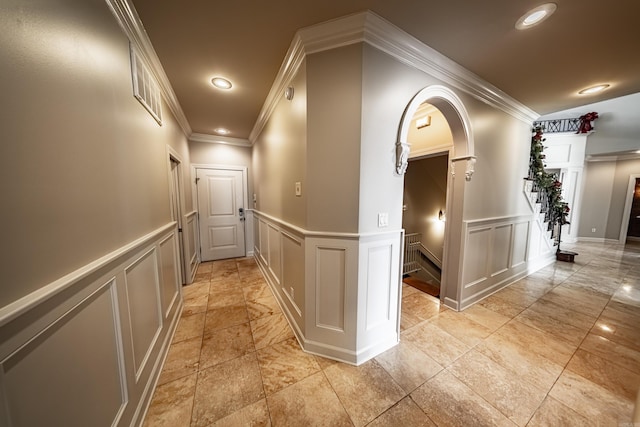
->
[416, 115, 431, 129]
[438, 210, 446, 221]
[284, 86, 294, 101]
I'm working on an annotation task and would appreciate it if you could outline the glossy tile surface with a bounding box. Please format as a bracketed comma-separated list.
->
[144, 242, 640, 426]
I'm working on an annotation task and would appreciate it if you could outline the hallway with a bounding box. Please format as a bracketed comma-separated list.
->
[143, 241, 640, 426]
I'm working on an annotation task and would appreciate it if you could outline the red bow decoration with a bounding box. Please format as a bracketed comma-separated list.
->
[577, 112, 598, 133]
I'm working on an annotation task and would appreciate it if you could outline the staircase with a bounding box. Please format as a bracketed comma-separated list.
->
[402, 233, 441, 293]
[523, 175, 558, 256]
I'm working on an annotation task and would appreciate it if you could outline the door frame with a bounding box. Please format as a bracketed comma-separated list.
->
[191, 163, 249, 259]
[619, 173, 640, 242]
[166, 146, 188, 284]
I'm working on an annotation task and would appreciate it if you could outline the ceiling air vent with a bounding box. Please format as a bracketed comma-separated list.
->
[130, 45, 162, 125]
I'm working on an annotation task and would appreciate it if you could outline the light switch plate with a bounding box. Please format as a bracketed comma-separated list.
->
[378, 212, 389, 228]
[295, 182, 302, 197]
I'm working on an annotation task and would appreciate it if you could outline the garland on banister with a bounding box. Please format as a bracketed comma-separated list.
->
[530, 127, 570, 226]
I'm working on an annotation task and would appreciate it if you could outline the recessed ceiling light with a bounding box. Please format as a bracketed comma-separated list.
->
[214, 128, 230, 135]
[211, 77, 232, 90]
[578, 84, 610, 95]
[515, 3, 557, 30]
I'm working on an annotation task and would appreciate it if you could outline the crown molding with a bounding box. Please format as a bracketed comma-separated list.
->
[106, 0, 192, 136]
[189, 133, 252, 147]
[250, 11, 538, 144]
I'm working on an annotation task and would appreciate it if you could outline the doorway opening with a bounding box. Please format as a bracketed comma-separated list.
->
[620, 175, 640, 243]
[168, 149, 187, 284]
[402, 102, 453, 298]
[397, 85, 474, 310]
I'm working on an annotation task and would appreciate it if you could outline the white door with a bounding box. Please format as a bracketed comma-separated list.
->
[196, 168, 246, 261]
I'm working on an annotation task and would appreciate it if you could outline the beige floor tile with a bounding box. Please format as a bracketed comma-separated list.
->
[448, 350, 547, 426]
[565, 349, 640, 401]
[158, 336, 202, 385]
[429, 310, 493, 347]
[267, 372, 352, 427]
[204, 304, 249, 332]
[196, 262, 213, 274]
[401, 293, 441, 322]
[191, 353, 264, 427]
[491, 286, 540, 308]
[458, 304, 511, 331]
[403, 321, 470, 367]
[400, 309, 423, 331]
[540, 285, 610, 318]
[374, 341, 443, 393]
[515, 299, 594, 346]
[250, 313, 294, 350]
[497, 320, 577, 366]
[209, 278, 242, 292]
[173, 312, 205, 343]
[256, 337, 320, 395]
[549, 370, 634, 425]
[209, 399, 271, 427]
[477, 294, 527, 318]
[207, 287, 245, 309]
[526, 396, 596, 427]
[411, 371, 516, 427]
[367, 396, 435, 427]
[211, 269, 240, 282]
[579, 333, 640, 374]
[241, 272, 268, 288]
[401, 282, 420, 297]
[592, 313, 640, 352]
[143, 373, 197, 427]
[182, 282, 210, 316]
[246, 295, 281, 321]
[243, 282, 273, 301]
[200, 322, 255, 369]
[475, 330, 564, 392]
[324, 359, 405, 427]
[314, 354, 340, 370]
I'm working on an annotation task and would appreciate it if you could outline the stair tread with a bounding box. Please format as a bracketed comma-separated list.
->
[403, 277, 440, 298]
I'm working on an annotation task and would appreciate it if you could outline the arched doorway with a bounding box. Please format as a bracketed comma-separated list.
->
[397, 85, 475, 310]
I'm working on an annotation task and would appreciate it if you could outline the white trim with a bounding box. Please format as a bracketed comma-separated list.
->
[577, 237, 621, 244]
[189, 133, 252, 147]
[0, 222, 176, 328]
[251, 209, 403, 240]
[250, 11, 537, 144]
[105, 0, 191, 136]
[620, 175, 640, 242]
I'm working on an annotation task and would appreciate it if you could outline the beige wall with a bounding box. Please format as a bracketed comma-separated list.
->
[402, 155, 449, 260]
[407, 106, 454, 153]
[252, 61, 308, 227]
[359, 44, 532, 233]
[306, 46, 363, 232]
[0, 0, 190, 307]
[577, 161, 616, 239]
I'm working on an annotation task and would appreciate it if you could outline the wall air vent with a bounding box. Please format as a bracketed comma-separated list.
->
[130, 45, 162, 125]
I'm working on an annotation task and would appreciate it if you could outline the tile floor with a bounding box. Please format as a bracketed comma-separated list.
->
[143, 241, 640, 426]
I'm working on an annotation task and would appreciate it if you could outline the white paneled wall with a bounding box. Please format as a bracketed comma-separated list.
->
[252, 211, 401, 365]
[0, 223, 182, 427]
[456, 215, 554, 309]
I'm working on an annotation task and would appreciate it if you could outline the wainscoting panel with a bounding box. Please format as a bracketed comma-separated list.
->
[491, 224, 513, 277]
[125, 248, 163, 381]
[281, 232, 304, 319]
[460, 216, 534, 309]
[268, 224, 282, 284]
[462, 227, 490, 287]
[251, 211, 400, 365]
[2, 281, 125, 427]
[185, 211, 200, 283]
[512, 221, 529, 268]
[364, 244, 392, 331]
[0, 223, 182, 427]
[159, 233, 180, 319]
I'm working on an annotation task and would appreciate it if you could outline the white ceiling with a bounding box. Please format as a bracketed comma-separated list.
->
[131, 0, 640, 139]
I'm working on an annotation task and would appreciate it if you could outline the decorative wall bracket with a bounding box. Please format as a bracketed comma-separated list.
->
[450, 155, 477, 181]
[395, 141, 410, 175]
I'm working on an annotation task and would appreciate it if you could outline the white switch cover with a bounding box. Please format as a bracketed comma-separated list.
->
[295, 182, 302, 197]
[378, 212, 389, 228]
